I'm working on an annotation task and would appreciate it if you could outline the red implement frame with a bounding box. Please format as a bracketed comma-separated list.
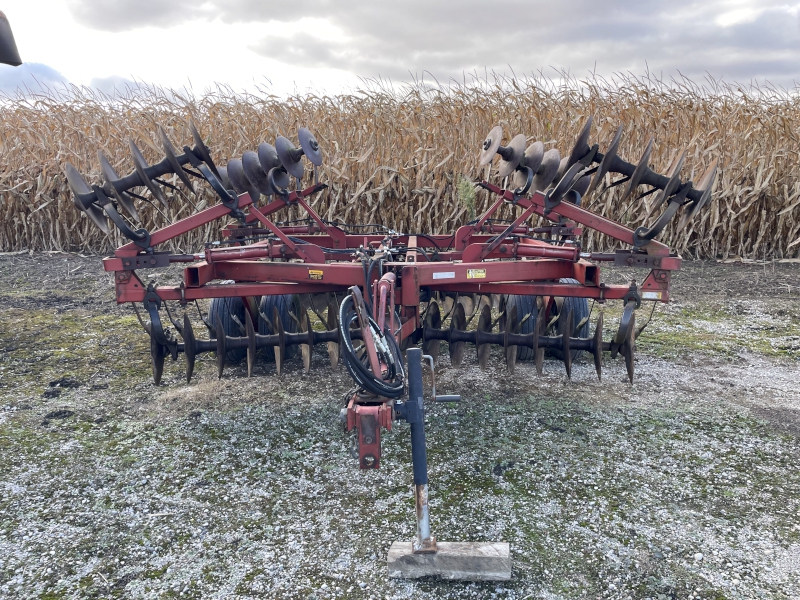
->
[104, 180, 680, 343]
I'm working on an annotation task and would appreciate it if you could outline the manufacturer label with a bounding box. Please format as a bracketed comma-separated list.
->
[467, 268, 486, 279]
[308, 269, 324, 280]
[642, 291, 662, 300]
[432, 271, 456, 280]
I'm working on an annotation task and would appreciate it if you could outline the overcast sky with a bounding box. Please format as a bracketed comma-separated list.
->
[1, 0, 799, 97]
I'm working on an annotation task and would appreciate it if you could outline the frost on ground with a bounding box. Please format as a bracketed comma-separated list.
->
[0, 254, 799, 599]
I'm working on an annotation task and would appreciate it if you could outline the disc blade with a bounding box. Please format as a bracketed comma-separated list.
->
[449, 302, 466, 367]
[532, 148, 560, 192]
[522, 141, 544, 173]
[567, 116, 593, 168]
[623, 312, 636, 384]
[646, 149, 686, 219]
[98, 151, 141, 222]
[555, 156, 569, 183]
[158, 125, 195, 192]
[215, 316, 226, 379]
[620, 138, 654, 203]
[504, 305, 518, 373]
[273, 306, 285, 375]
[298, 127, 323, 166]
[183, 313, 196, 383]
[423, 301, 442, 361]
[258, 142, 281, 172]
[327, 301, 340, 369]
[217, 166, 231, 191]
[246, 310, 256, 378]
[150, 335, 166, 385]
[66, 163, 110, 234]
[572, 175, 591, 198]
[560, 308, 573, 378]
[586, 125, 623, 196]
[695, 159, 718, 211]
[300, 308, 312, 374]
[226, 158, 246, 193]
[514, 141, 544, 188]
[269, 166, 291, 192]
[458, 294, 476, 320]
[498, 133, 526, 178]
[479, 125, 503, 166]
[114, 189, 140, 222]
[476, 304, 492, 370]
[592, 312, 603, 381]
[677, 160, 718, 232]
[612, 300, 636, 358]
[534, 306, 545, 375]
[441, 293, 455, 316]
[85, 204, 111, 235]
[65, 162, 92, 197]
[242, 150, 271, 195]
[226, 158, 260, 202]
[190, 120, 220, 178]
[129, 140, 169, 209]
[276, 135, 305, 179]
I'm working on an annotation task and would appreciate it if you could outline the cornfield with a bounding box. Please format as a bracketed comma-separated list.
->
[1, 73, 799, 258]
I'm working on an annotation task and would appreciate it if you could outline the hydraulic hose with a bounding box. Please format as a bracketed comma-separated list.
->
[338, 294, 405, 398]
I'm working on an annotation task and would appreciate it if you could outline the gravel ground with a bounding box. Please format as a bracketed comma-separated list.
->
[0, 253, 799, 599]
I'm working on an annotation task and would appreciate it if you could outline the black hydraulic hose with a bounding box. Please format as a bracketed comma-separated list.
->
[338, 295, 405, 399]
[340, 307, 397, 393]
[362, 260, 372, 311]
[364, 256, 386, 298]
[407, 232, 455, 250]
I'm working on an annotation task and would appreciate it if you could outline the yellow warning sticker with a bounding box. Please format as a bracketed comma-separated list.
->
[642, 291, 662, 300]
[308, 269, 324, 280]
[467, 268, 487, 279]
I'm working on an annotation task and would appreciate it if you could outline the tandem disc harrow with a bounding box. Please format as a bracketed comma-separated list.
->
[65, 112, 717, 580]
[65, 116, 716, 388]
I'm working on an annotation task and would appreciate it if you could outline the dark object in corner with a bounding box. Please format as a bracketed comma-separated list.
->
[0, 11, 21, 66]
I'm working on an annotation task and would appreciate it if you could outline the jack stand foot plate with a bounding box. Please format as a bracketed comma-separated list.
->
[387, 541, 511, 580]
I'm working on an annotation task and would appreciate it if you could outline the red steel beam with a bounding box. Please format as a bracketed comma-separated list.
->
[116, 193, 254, 257]
[116, 280, 346, 303]
[431, 282, 635, 300]
[185, 260, 367, 288]
[478, 183, 670, 256]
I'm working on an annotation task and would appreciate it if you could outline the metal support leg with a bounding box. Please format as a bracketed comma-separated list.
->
[404, 348, 437, 553]
[388, 350, 513, 580]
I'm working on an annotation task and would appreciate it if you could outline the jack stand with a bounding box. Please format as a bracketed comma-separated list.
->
[388, 348, 511, 580]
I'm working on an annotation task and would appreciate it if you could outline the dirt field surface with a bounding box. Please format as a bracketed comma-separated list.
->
[1, 253, 799, 600]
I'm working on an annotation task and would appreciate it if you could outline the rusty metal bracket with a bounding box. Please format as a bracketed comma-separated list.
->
[344, 392, 394, 469]
[614, 251, 665, 269]
[120, 252, 172, 270]
[622, 283, 642, 310]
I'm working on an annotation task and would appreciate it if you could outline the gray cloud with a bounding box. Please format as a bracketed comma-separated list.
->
[66, 0, 202, 32]
[0, 65, 172, 98]
[90, 74, 141, 95]
[65, 0, 800, 86]
[0, 62, 69, 95]
[90, 75, 192, 100]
